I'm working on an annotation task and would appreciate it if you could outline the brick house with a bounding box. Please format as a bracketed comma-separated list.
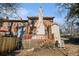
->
[22, 7, 61, 48]
[0, 7, 61, 48]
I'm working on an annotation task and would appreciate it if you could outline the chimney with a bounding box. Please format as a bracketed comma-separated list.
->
[4, 16, 9, 20]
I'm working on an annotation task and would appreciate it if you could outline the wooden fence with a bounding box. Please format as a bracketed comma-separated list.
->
[0, 36, 17, 53]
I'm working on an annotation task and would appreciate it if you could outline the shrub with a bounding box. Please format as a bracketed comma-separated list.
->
[41, 43, 55, 49]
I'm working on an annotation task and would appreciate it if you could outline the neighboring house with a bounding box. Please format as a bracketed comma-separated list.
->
[0, 18, 28, 36]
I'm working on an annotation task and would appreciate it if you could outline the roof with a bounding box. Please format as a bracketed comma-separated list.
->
[0, 29, 9, 32]
[51, 22, 59, 26]
[0, 19, 28, 22]
[27, 16, 54, 20]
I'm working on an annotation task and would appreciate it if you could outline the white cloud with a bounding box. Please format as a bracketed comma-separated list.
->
[54, 17, 65, 26]
[1, 7, 29, 20]
[16, 8, 29, 20]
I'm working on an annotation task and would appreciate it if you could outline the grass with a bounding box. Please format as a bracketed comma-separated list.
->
[41, 43, 55, 49]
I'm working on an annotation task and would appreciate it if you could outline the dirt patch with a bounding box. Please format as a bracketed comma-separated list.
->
[3, 44, 79, 56]
[15, 44, 79, 56]
[65, 44, 79, 56]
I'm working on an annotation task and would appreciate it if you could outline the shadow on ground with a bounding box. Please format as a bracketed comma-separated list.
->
[0, 50, 20, 56]
[65, 38, 79, 45]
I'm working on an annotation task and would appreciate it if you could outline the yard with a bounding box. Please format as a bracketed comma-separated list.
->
[6, 44, 79, 56]
[0, 36, 79, 56]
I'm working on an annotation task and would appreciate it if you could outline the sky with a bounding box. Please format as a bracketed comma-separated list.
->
[4, 3, 68, 25]
[15, 3, 68, 25]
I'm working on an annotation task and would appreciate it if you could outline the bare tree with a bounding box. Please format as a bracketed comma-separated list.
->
[0, 3, 20, 18]
[57, 3, 79, 36]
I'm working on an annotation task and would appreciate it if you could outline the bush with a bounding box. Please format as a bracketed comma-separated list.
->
[41, 43, 55, 49]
